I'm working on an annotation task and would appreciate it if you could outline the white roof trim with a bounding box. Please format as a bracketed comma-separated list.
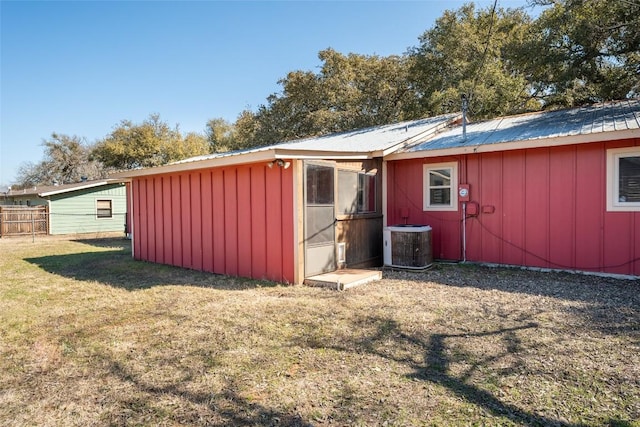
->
[111, 150, 277, 178]
[112, 148, 392, 179]
[386, 128, 640, 160]
[38, 179, 125, 197]
[276, 150, 376, 160]
[381, 114, 462, 157]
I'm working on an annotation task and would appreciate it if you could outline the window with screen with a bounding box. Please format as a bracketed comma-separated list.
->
[306, 164, 334, 205]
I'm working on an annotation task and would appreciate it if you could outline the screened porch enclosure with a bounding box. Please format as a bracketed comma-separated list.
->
[303, 159, 383, 278]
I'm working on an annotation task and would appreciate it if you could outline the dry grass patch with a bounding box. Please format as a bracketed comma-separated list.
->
[0, 236, 638, 426]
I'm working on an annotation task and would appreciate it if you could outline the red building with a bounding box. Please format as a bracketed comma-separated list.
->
[115, 115, 459, 284]
[116, 100, 640, 281]
[386, 100, 640, 277]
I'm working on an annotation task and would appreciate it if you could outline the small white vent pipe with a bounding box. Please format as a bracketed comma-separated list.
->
[461, 94, 468, 141]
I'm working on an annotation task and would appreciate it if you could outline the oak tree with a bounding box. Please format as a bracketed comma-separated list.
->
[409, 2, 538, 119]
[92, 114, 209, 170]
[232, 48, 416, 147]
[15, 133, 105, 187]
[517, 0, 640, 107]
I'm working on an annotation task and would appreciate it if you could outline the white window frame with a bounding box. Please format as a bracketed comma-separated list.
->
[423, 162, 458, 211]
[606, 147, 640, 212]
[96, 199, 113, 219]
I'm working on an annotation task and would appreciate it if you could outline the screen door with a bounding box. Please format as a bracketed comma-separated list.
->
[304, 163, 336, 276]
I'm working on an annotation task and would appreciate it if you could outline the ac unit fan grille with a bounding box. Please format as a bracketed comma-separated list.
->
[390, 230, 432, 268]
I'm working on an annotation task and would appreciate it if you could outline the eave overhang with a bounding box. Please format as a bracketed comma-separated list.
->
[110, 148, 379, 179]
[111, 114, 463, 180]
[37, 179, 127, 197]
[385, 128, 640, 161]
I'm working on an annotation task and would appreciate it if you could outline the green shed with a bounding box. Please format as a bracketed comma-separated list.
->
[2, 179, 128, 236]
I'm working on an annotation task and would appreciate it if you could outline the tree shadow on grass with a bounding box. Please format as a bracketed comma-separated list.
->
[294, 315, 634, 427]
[379, 319, 565, 426]
[101, 356, 312, 426]
[386, 264, 640, 306]
[407, 325, 634, 427]
[385, 265, 640, 337]
[25, 239, 277, 291]
[69, 236, 132, 250]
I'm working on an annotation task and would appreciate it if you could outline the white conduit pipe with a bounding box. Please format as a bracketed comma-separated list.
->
[462, 202, 467, 263]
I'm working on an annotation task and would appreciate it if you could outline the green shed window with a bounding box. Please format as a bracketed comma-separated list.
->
[97, 199, 113, 218]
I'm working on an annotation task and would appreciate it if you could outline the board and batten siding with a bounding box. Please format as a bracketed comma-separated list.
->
[48, 184, 127, 235]
[386, 138, 640, 276]
[131, 163, 296, 283]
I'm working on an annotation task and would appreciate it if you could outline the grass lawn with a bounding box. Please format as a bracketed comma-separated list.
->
[0, 236, 638, 426]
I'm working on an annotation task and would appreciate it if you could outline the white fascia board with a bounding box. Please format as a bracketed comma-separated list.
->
[381, 114, 463, 157]
[111, 149, 381, 180]
[109, 120, 470, 180]
[111, 149, 278, 178]
[275, 150, 377, 160]
[38, 179, 124, 197]
[385, 128, 640, 161]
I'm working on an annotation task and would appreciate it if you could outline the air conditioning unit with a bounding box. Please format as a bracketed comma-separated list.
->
[383, 225, 433, 269]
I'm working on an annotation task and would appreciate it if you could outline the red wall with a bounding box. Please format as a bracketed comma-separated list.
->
[131, 163, 296, 283]
[387, 138, 640, 276]
[125, 181, 132, 236]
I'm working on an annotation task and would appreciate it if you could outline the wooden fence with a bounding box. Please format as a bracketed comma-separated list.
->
[0, 206, 48, 237]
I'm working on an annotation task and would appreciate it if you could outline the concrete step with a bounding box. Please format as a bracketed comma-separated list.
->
[304, 269, 382, 290]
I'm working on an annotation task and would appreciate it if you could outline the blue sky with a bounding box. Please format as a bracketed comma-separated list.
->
[0, 0, 533, 185]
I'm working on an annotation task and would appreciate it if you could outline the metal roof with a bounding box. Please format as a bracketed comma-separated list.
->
[113, 100, 639, 179]
[399, 99, 640, 155]
[171, 113, 461, 165]
[273, 114, 461, 152]
[114, 114, 460, 177]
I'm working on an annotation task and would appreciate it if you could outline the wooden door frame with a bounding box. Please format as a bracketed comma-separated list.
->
[302, 160, 338, 277]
